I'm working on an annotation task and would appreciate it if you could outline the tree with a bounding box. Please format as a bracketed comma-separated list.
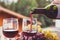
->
[36, 0, 51, 8]
[15, 0, 38, 16]
[9, 2, 16, 11]
[0, 1, 7, 8]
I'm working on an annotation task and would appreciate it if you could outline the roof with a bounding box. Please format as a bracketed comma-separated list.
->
[0, 6, 42, 25]
[0, 6, 28, 19]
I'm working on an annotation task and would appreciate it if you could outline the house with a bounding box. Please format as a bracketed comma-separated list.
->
[0, 6, 42, 32]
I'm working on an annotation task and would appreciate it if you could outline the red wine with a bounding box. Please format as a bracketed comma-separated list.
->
[3, 30, 18, 38]
[22, 30, 37, 36]
[21, 32, 46, 40]
[35, 32, 46, 40]
[31, 5, 59, 19]
[30, 13, 33, 32]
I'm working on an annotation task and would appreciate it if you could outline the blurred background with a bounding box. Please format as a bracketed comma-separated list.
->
[0, 0, 55, 28]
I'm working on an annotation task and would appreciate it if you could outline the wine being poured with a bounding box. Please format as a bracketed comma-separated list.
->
[22, 17, 37, 40]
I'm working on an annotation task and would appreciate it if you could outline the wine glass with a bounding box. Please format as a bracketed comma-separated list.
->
[2, 18, 18, 40]
[22, 18, 37, 40]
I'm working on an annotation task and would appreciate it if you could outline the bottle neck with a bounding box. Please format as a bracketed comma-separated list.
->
[32, 8, 46, 14]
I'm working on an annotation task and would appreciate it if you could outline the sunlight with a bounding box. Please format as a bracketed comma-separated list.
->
[0, 0, 18, 5]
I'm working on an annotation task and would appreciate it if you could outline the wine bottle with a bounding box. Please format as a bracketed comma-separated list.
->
[32, 5, 59, 19]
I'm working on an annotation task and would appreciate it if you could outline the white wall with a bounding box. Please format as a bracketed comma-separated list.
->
[55, 20, 60, 28]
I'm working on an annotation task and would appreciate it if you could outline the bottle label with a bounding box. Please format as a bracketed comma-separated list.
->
[56, 5, 60, 18]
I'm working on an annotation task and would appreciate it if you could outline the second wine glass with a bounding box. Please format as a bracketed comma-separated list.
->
[22, 18, 37, 40]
